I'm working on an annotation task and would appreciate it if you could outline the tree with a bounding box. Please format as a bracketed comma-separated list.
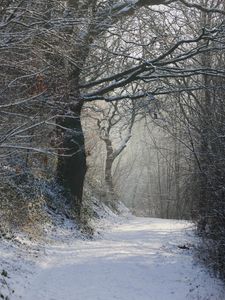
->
[1, 0, 225, 216]
[94, 101, 135, 194]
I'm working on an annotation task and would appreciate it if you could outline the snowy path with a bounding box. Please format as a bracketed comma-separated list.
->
[14, 217, 224, 300]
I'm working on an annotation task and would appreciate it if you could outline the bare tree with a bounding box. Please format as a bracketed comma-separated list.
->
[1, 0, 225, 217]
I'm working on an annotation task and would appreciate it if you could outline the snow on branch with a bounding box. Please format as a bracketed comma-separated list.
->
[178, 0, 225, 15]
[82, 25, 225, 101]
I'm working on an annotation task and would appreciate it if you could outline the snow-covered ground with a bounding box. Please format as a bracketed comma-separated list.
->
[1, 216, 225, 300]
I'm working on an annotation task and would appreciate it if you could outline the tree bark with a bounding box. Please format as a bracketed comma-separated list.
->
[104, 138, 114, 193]
[56, 71, 87, 217]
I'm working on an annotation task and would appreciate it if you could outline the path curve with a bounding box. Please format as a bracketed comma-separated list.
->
[14, 217, 224, 300]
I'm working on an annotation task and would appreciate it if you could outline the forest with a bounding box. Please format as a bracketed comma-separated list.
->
[1, 0, 225, 297]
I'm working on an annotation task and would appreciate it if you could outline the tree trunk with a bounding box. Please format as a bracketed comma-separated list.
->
[56, 71, 87, 217]
[104, 138, 114, 193]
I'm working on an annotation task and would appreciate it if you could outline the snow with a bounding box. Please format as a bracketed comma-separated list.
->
[1, 216, 225, 300]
